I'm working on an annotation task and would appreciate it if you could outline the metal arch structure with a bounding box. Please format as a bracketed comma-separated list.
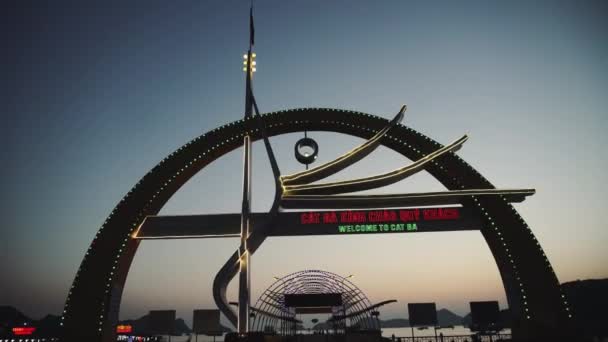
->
[61, 108, 573, 342]
[250, 270, 379, 334]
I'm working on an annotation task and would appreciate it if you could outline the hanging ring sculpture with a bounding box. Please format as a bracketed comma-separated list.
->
[294, 136, 318, 165]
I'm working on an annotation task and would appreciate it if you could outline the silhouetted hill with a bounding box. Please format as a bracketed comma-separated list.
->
[0, 306, 32, 325]
[0, 306, 233, 337]
[175, 318, 191, 335]
[0, 307, 60, 337]
[459, 278, 608, 338]
[381, 318, 409, 328]
[2, 278, 606, 337]
[461, 309, 512, 328]
[312, 309, 462, 329]
[119, 314, 192, 335]
[119, 314, 232, 335]
[437, 308, 462, 326]
[0, 306, 32, 336]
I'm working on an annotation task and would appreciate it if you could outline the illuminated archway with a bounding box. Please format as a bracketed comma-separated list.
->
[251, 270, 380, 334]
[61, 108, 572, 341]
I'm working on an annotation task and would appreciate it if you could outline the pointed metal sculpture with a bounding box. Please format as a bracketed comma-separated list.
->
[283, 134, 468, 195]
[236, 4, 256, 334]
[216, 4, 285, 333]
[213, 3, 535, 334]
[281, 105, 406, 186]
[214, 97, 535, 331]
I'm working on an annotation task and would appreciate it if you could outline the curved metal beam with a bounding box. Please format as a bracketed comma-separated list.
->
[280, 105, 406, 186]
[281, 188, 535, 209]
[283, 135, 468, 195]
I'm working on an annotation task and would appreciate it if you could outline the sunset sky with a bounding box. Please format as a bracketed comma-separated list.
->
[3, 0, 607, 328]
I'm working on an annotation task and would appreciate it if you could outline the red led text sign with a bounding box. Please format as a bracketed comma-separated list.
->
[298, 207, 465, 234]
[13, 327, 36, 336]
[116, 324, 133, 334]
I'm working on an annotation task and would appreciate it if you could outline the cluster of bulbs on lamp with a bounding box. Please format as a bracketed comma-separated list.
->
[243, 53, 257, 73]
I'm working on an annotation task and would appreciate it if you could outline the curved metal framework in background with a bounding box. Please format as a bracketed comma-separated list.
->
[61, 109, 573, 342]
[251, 270, 379, 334]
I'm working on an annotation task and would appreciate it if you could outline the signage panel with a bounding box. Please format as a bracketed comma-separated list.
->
[193, 309, 221, 335]
[284, 293, 342, 307]
[148, 310, 175, 335]
[470, 301, 500, 331]
[134, 206, 480, 239]
[408, 303, 438, 327]
[274, 206, 479, 236]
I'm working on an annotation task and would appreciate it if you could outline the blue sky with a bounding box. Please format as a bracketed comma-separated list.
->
[3, 0, 607, 326]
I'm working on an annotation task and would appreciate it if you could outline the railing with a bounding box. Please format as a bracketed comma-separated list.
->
[392, 335, 512, 342]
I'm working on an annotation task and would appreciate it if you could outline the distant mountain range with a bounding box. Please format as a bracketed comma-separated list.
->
[0, 307, 61, 337]
[312, 278, 608, 336]
[118, 313, 232, 335]
[312, 308, 465, 330]
[461, 309, 511, 328]
[2, 278, 606, 337]
[0, 307, 232, 336]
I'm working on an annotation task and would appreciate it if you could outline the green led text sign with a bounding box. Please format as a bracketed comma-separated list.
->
[338, 222, 418, 234]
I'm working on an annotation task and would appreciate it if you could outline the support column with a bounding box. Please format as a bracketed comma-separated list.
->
[238, 42, 254, 334]
[238, 134, 252, 335]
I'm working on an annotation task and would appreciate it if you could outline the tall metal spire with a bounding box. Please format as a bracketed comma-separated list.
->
[243, 5, 256, 119]
[238, 2, 256, 336]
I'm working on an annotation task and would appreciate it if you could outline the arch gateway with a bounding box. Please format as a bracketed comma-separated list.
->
[61, 108, 574, 342]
